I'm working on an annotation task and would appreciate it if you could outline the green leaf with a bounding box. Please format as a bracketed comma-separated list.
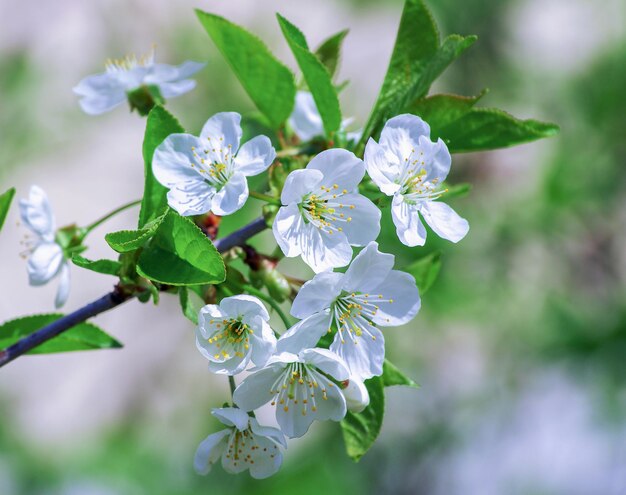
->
[136, 209, 225, 286]
[139, 106, 185, 228]
[359, 0, 476, 148]
[179, 287, 200, 325]
[277, 14, 342, 136]
[71, 254, 122, 276]
[196, 10, 296, 128]
[409, 91, 486, 127]
[0, 314, 122, 354]
[405, 251, 442, 294]
[315, 29, 349, 80]
[105, 221, 161, 253]
[436, 107, 560, 153]
[0, 187, 16, 233]
[382, 359, 419, 388]
[341, 376, 384, 461]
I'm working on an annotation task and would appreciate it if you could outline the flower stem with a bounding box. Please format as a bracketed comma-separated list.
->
[83, 199, 142, 234]
[249, 191, 280, 205]
[228, 375, 237, 396]
[241, 284, 292, 331]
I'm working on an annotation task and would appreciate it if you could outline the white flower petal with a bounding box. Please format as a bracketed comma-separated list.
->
[420, 201, 469, 243]
[210, 172, 249, 216]
[289, 91, 324, 141]
[158, 79, 196, 98]
[212, 407, 250, 431]
[300, 348, 350, 381]
[300, 227, 353, 274]
[73, 73, 127, 115]
[291, 271, 344, 319]
[250, 418, 288, 448]
[233, 364, 285, 411]
[207, 353, 250, 375]
[27, 242, 64, 286]
[333, 193, 381, 246]
[166, 183, 215, 217]
[247, 433, 283, 479]
[249, 321, 276, 367]
[272, 203, 305, 258]
[364, 138, 401, 196]
[280, 168, 323, 205]
[307, 149, 365, 192]
[194, 429, 229, 475]
[54, 263, 71, 309]
[199, 112, 242, 154]
[19, 185, 55, 239]
[342, 241, 394, 293]
[331, 326, 384, 380]
[421, 136, 451, 184]
[220, 295, 269, 322]
[371, 270, 420, 327]
[233, 135, 276, 176]
[152, 133, 205, 186]
[276, 312, 331, 354]
[391, 195, 427, 247]
[379, 114, 431, 161]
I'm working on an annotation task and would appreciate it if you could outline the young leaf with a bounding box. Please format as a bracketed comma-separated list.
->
[315, 29, 349, 80]
[71, 254, 122, 276]
[340, 375, 384, 461]
[277, 14, 342, 136]
[382, 359, 419, 388]
[105, 221, 162, 253]
[405, 251, 442, 294]
[196, 10, 296, 128]
[0, 186, 15, 233]
[139, 106, 184, 228]
[136, 209, 225, 286]
[179, 287, 200, 325]
[0, 314, 121, 354]
[436, 107, 560, 153]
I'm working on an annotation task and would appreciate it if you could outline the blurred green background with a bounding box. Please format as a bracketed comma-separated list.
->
[1, 0, 625, 493]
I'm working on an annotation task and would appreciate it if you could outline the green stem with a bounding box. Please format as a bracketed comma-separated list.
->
[249, 191, 280, 205]
[228, 375, 237, 396]
[241, 284, 292, 331]
[83, 199, 142, 234]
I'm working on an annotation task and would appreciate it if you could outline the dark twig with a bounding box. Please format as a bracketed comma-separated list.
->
[0, 217, 268, 368]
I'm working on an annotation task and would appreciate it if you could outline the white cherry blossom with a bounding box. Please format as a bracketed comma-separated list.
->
[364, 114, 469, 246]
[19, 186, 70, 308]
[272, 148, 381, 273]
[196, 295, 276, 375]
[233, 346, 349, 438]
[152, 112, 276, 216]
[194, 407, 286, 479]
[279, 241, 420, 380]
[73, 48, 204, 115]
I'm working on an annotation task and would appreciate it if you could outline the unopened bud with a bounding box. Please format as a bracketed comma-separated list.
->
[341, 377, 370, 413]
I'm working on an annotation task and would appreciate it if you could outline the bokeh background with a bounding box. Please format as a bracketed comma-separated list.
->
[1, 0, 625, 493]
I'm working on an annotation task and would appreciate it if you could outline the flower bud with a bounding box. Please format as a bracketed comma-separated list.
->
[341, 377, 370, 413]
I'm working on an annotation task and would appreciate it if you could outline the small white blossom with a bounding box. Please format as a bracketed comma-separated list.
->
[233, 344, 349, 438]
[73, 48, 204, 115]
[279, 241, 420, 380]
[194, 407, 286, 479]
[19, 186, 70, 308]
[289, 91, 361, 142]
[272, 148, 381, 273]
[196, 295, 277, 375]
[364, 114, 469, 246]
[152, 112, 276, 216]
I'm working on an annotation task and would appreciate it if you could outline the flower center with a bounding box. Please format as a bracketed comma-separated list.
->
[300, 184, 355, 235]
[105, 47, 155, 72]
[330, 291, 394, 344]
[225, 428, 279, 467]
[269, 363, 333, 417]
[206, 317, 252, 360]
[190, 138, 234, 189]
[396, 148, 447, 204]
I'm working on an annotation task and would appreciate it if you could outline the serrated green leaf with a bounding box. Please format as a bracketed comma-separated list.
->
[136, 209, 225, 286]
[196, 10, 296, 128]
[437, 107, 560, 153]
[406, 251, 442, 294]
[341, 376, 384, 461]
[179, 287, 200, 325]
[0, 314, 122, 354]
[105, 221, 161, 253]
[71, 255, 122, 276]
[409, 91, 487, 126]
[277, 14, 342, 136]
[0, 187, 16, 233]
[315, 29, 349, 80]
[382, 359, 419, 388]
[139, 106, 184, 228]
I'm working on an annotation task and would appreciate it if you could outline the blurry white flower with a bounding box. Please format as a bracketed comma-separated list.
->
[280, 241, 420, 380]
[73, 47, 204, 115]
[152, 112, 275, 216]
[364, 114, 469, 246]
[233, 345, 349, 438]
[289, 91, 361, 142]
[194, 407, 286, 479]
[196, 295, 277, 375]
[272, 148, 380, 273]
[19, 186, 70, 308]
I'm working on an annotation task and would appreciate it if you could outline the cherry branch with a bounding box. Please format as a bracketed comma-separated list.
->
[0, 217, 268, 369]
